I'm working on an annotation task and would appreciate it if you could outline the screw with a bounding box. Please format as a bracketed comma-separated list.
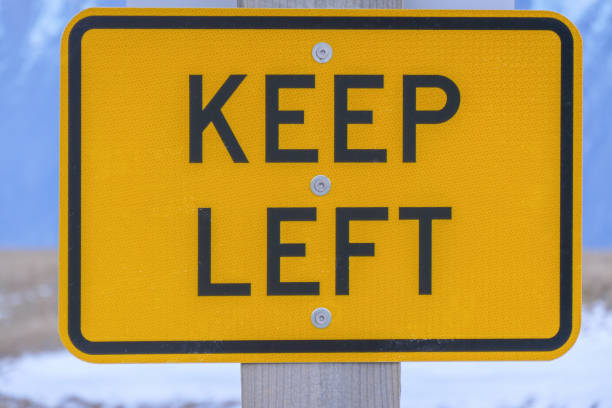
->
[312, 42, 332, 63]
[311, 307, 332, 329]
[310, 175, 331, 196]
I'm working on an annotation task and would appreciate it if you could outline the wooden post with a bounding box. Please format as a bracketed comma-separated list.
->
[242, 362, 400, 408]
[239, 0, 399, 7]
[237, 2, 401, 405]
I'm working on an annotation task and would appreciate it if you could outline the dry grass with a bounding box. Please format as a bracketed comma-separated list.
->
[582, 252, 612, 308]
[0, 393, 45, 408]
[0, 251, 60, 357]
[0, 250, 611, 357]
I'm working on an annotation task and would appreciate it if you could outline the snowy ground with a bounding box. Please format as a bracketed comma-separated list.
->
[401, 304, 612, 408]
[0, 305, 611, 408]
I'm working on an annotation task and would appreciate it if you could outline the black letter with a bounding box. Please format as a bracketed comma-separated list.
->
[266, 75, 317, 162]
[268, 208, 319, 295]
[334, 75, 386, 162]
[399, 207, 452, 295]
[198, 208, 251, 296]
[336, 207, 388, 295]
[189, 75, 248, 163]
[403, 75, 460, 162]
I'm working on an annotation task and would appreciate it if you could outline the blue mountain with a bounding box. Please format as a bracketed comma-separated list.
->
[0, 0, 609, 248]
[0, 0, 121, 248]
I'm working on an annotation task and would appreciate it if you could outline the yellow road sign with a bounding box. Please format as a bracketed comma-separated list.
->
[59, 8, 582, 363]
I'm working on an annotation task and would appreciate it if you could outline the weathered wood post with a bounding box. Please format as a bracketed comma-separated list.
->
[121, 1, 400, 406]
[237, 2, 514, 407]
[237, 3, 401, 407]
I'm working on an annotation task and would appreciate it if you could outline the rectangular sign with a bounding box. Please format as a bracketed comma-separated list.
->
[59, 8, 582, 362]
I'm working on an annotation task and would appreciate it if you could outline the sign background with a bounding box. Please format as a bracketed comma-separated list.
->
[59, 8, 582, 362]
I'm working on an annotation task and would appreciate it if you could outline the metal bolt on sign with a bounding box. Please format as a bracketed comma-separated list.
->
[312, 42, 332, 63]
[310, 175, 331, 196]
[311, 307, 332, 328]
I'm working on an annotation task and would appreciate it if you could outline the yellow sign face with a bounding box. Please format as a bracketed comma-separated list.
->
[59, 8, 582, 363]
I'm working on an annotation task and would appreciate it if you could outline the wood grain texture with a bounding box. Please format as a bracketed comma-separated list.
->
[241, 362, 401, 408]
[239, 0, 400, 403]
[238, 0, 401, 8]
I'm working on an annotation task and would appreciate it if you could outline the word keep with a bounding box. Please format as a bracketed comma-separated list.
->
[189, 74, 460, 163]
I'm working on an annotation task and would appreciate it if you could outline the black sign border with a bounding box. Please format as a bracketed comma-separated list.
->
[67, 14, 575, 355]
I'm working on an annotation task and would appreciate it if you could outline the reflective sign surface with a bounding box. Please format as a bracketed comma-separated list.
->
[59, 8, 582, 362]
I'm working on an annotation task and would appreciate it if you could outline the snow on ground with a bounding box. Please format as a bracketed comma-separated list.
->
[401, 304, 612, 408]
[1, 305, 611, 408]
[0, 355, 241, 407]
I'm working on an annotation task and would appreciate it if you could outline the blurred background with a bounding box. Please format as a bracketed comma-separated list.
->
[1, 0, 611, 407]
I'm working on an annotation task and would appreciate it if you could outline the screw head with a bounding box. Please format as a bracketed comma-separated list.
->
[311, 307, 332, 329]
[310, 175, 331, 196]
[312, 42, 332, 63]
